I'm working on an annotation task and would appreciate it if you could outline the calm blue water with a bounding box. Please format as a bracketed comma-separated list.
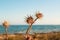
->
[0, 25, 60, 34]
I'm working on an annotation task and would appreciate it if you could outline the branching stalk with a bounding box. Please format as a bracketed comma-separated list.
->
[26, 18, 38, 34]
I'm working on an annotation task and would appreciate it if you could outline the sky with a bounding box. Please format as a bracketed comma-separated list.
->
[0, 0, 60, 25]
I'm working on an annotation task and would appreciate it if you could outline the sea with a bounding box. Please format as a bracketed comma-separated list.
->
[0, 25, 60, 34]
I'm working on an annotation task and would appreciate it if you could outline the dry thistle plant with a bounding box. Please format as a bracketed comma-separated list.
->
[3, 21, 9, 40]
[26, 12, 43, 34]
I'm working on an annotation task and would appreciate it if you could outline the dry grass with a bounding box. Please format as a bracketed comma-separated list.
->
[0, 32, 60, 40]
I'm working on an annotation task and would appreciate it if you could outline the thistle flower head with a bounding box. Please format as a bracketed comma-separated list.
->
[26, 16, 34, 25]
[3, 21, 9, 28]
[36, 12, 43, 19]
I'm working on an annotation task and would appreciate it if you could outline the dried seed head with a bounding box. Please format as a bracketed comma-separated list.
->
[36, 12, 43, 19]
[26, 16, 34, 24]
[3, 21, 9, 28]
